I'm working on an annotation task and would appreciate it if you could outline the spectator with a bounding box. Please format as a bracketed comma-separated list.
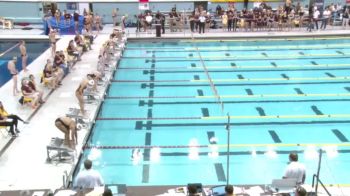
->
[283, 152, 306, 185]
[28, 74, 44, 102]
[112, 8, 118, 26]
[74, 11, 80, 33]
[64, 10, 71, 27]
[321, 7, 331, 30]
[343, 8, 349, 29]
[224, 185, 234, 196]
[0, 111, 17, 137]
[67, 40, 81, 61]
[0, 100, 28, 135]
[42, 59, 60, 89]
[313, 7, 320, 30]
[49, 28, 57, 57]
[21, 78, 43, 109]
[7, 56, 19, 96]
[198, 13, 206, 34]
[75, 159, 104, 188]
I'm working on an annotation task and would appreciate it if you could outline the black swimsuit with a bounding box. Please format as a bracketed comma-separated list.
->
[55, 118, 70, 131]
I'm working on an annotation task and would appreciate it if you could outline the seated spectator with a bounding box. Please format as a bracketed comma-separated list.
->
[42, 59, 60, 89]
[67, 40, 81, 61]
[296, 186, 307, 196]
[82, 27, 94, 46]
[21, 78, 44, 109]
[28, 74, 44, 101]
[0, 111, 17, 137]
[0, 100, 28, 136]
[74, 33, 88, 52]
[74, 159, 104, 189]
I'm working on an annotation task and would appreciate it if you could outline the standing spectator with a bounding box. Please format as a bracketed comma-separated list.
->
[121, 14, 127, 32]
[343, 8, 349, 29]
[222, 12, 228, 31]
[283, 152, 306, 185]
[49, 28, 57, 57]
[74, 11, 80, 33]
[189, 12, 195, 32]
[112, 8, 118, 26]
[19, 40, 28, 72]
[95, 13, 102, 34]
[198, 14, 206, 34]
[74, 159, 104, 188]
[64, 10, 71, 27]
[7, 56, 19, 96]
[313, 7, 320, 30]
[321, 7, 331, 30]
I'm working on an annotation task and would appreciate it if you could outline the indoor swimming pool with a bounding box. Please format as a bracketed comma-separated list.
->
[0, 40, 50, 87]
[75, 37, 350, 187]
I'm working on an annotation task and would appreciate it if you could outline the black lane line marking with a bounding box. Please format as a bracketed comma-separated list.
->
[262, 52, 268, 57]
[145, 59, 150, 63]
[140, 81, 350, 88]
[151, 59, 156, 63]
[311, 61, 318, 65]
[325, 72, 336, 78]
[207, 131, 216, 144]
[149, 90, 154, 97]
[225, 53, 230, 57]
[256, 107, 266, 116]
[332, 129, 349, 142]
[191, 63, 196, 67]
[345, 87, 350, 92]
[139, 100, 145, 106]
[142, 164, 150, 183]
[197, 89, 204, 96]
[336, 51, 345, 55]
[144, 67, 350, 74]
[245, 89, 254, 95]
[194, 75, 200, 80]
[231, 62, 236, 67]
[159, 149, 350, 157]
[189, 53, 193, 57]
[134, 120, 350, 130]
[127, 56, 350, 62]
[201, 108, 210, 117]
[281, 74, 290, 80]
[237, 74, 245, 79]
[151, 63, 155, 68]
[311, 106, 324, 115]
[299, 52, 305, 55]
[294, 88, 304, 94]
[271, 62, 277, 67]
[150, 76, 155, 81]
[269, 130, 282, 143]
[142, 99, 350, 105]
[147, 109, 152, 118]
[215, 163, 227, 182]
[143, 70, 155, 75]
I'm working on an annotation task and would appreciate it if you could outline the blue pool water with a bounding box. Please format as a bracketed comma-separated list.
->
[75, 37, 350, 187]
[0, 40, 50, 87]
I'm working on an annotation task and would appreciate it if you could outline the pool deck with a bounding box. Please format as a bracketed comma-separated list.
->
[1, 24, 350, 195]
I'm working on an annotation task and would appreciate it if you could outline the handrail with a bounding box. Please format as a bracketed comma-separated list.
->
[312, 174, 332, 196]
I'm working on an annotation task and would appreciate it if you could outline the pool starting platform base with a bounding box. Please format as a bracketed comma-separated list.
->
[46, 137, 75, 164]
[66, 108, 89, 121]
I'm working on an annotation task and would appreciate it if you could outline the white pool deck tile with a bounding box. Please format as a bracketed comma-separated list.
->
[0, 24, 350, 195]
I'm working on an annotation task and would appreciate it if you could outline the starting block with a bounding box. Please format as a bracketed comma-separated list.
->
[46, 137, 75, 163]
[66, 108, 89, 120]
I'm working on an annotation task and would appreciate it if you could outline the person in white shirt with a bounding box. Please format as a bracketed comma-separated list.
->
[75, 159, 104, 189]
[321, 7, 331, 29]
[283, 152, 306, 185]
[198, 14, 206, 34]
[313, 8, 320, 30]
